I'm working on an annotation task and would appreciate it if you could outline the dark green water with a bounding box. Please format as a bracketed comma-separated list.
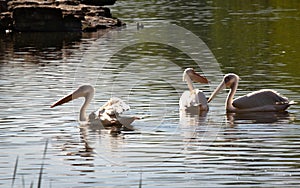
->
[113, 0, 300, 92]
[0, 0, 299, 187]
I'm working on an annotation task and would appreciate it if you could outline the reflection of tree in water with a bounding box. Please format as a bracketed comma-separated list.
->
[0, 32, 82, 64]
[12, 32, 81, 50]
[109, 42, 205, 74]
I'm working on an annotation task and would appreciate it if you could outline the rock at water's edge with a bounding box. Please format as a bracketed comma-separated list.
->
[0, 0, 124, 32]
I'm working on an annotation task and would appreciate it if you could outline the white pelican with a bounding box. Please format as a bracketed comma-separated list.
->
[207, 73, 295, 112]
[51, 85, 139, 129]
[179, 68, 209, 111]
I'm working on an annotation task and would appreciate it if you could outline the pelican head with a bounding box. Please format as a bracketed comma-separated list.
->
[51, 85, 94, 108]
[51, 85, 95, 121]
[183, 68, 208, 83]
[208, 73, 239, 103]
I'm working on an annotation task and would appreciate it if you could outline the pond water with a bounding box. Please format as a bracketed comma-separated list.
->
[1, 0, 300, 187]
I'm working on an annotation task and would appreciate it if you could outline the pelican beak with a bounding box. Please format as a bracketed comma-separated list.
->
[50, 93, 73, 108]
[190, 70, 209, 84]
[207, 81, 226, 103]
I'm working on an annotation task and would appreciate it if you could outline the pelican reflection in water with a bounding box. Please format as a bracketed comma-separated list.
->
[208, 73, 295, 113]
[51, 85, 139, 131]
[227, 111, 294, 126]
[179, 68, 209, 112]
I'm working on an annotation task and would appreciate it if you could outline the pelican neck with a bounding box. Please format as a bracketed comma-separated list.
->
[226, 81, 238, 111]
[185, 76, 195, 93]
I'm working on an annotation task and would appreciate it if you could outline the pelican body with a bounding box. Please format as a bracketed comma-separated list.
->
[208, 73, 295, 112]
[51, 85, 139, 128]
[179, 68, 209, 111]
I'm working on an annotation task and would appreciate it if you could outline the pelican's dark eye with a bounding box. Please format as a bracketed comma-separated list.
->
[224, 76, 230, 83]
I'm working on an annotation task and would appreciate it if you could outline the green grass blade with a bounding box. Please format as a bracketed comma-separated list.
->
[37, 139, 48, 188]
[139, 172, 142, 188]
[11, 156, 19, 188]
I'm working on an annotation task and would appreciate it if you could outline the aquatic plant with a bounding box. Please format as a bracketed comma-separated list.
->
[11, 140, 48, 188]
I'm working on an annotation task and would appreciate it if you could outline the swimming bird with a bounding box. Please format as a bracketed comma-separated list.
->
[51, 85, 139, 129]
[179, 68, 209, 111]
[207, 73, 295, 112]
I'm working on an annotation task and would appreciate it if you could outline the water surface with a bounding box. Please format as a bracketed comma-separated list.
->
[0, 0, 300, 187]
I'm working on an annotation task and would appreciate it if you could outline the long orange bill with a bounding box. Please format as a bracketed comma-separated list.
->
[190, 70, 209, 84]
[50, 93, 73, 108]
[207, 81, 226, 103]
